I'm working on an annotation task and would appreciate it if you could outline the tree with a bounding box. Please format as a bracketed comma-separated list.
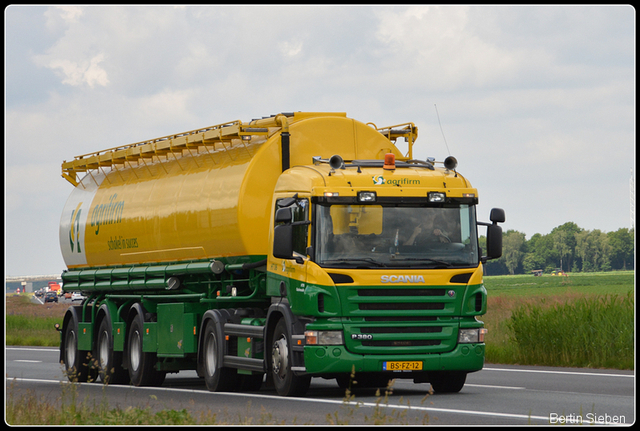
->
[551, 222, 581, 272]
[523, 233, 557, 274]
[608, 228, 634, 270]
[575, 229, 610, 272]
[480, 223, 631, 275]
[502, 230, 526, 275]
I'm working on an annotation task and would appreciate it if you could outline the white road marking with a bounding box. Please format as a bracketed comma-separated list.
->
[6, 347, 58, 352]
[483, 367, 633, 378]
[465, 384, 526, 390]
[7, 377, 551, 423]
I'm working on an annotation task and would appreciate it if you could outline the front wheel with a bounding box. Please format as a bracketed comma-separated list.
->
[429, 371, 467, 393]
[270, 318, 310, 397]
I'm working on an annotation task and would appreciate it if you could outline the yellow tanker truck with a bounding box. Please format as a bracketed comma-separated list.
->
[57, 112, 504, 396]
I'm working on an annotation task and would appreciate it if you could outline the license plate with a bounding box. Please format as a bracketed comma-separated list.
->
[382, 361, 423, 371]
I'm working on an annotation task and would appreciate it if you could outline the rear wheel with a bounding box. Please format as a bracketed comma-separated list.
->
[62, 312, 94, 382]
[270, 318, 310, 396]
[202, 319, 238, 391]
[95, 318, 128, 384]
[127, 312, 165, 386]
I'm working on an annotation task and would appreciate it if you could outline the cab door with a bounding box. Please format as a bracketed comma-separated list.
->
[267, 196, 309, 299]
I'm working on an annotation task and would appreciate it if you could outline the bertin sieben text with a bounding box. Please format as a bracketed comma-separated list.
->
[549, 412, 626, 425]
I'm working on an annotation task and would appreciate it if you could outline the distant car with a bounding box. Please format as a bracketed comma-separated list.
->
[71, 292, 84, 301]
[44, 292, 58, 303]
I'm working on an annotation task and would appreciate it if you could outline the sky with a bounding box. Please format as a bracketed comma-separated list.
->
[4, 5, 635, 277]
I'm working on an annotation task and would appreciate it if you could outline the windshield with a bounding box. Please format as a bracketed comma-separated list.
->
[314, 204, 479, 269]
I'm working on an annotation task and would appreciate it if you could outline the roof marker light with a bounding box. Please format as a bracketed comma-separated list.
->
[358, 191, 376, 202]
[428, 192, 446, 203]
[383, 153, 396, 170]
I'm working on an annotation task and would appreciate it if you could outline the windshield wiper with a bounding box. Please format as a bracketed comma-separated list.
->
[322, 258, 387, 267]
[389, 257, 453, 267]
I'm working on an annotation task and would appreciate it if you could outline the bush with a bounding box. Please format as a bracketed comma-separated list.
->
[508, 292, 633, 369]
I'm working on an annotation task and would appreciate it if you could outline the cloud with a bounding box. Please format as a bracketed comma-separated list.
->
[44, 5, 84, 30]
[46, 52, 109, 87]
[279, 40, 304, 57]
[373, 6, 530, 90]
[35, 6, 111, 88]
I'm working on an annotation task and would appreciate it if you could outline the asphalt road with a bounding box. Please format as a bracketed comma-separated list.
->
[6, 346, 634, 425]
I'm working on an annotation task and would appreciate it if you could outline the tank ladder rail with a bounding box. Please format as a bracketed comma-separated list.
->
[61, 120, 271, 186]
[369, 122, 418, 160]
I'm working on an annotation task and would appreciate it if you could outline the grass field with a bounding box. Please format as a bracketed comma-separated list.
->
[482, 271, 634, 369]
[5, 295, 66, 346]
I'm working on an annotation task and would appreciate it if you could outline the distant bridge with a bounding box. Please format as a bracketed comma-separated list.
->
[5, 274, 62, 283]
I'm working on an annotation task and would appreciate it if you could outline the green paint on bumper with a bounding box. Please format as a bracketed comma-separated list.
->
[303, 343, 484, 374]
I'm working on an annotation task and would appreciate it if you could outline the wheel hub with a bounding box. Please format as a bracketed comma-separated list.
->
[271, 336, 288, 377]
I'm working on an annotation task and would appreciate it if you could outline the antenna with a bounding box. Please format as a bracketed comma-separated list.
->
[631, 168, 635, 230]
[434, 104, 451, 156]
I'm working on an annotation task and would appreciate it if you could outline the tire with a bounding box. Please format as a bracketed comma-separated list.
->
[429, 371, 467, 393]
[202, 318, 238, 392]
[95, 317, 129, 384]
[336, 373, 390, 390]
[127, 312, 165, 386]
[62, 312, 95, 382]
[270, 318, 310, 396]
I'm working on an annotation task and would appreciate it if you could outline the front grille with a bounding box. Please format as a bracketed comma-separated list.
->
[366, 326, 443, 334]
[362, 339, 441, 347]
[340, 284, 462, 354]
[364, 316, 437, 322]
[359, 302, 445, 311]
[358, 289, 445, 297]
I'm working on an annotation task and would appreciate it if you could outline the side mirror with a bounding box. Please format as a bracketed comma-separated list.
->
[480, 208, 505, 262]
[275, 207, 293, 224]
[490, 208, 506, 224]
[273, 224, 294, 259]
[486, 224, 503, 260]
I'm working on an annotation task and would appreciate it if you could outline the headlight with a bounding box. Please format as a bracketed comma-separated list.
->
[305, 330, 344, 345]
[458, 328, 487, 344]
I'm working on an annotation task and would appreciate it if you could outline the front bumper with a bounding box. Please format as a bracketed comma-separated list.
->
[303, 342, 485, 375]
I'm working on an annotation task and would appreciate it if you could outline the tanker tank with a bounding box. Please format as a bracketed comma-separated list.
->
[59, 112, 404, 272]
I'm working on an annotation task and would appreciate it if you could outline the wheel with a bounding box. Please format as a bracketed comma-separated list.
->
[270, 318, 310, 396]
[429, 371, 467, 393]
[62, 312, 94, 382]
[336, 373, 390, 390]
[127, 312, 165, 386]
[95, 317, 129, 384]
[202, 319, 238, 391]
